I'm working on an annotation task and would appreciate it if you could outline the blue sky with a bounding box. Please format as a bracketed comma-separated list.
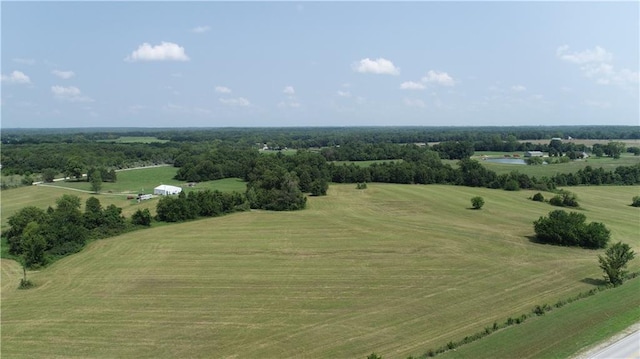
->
[1, 1, 638, 128]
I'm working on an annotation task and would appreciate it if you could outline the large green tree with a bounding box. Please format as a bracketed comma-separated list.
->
[64, 158, 85, 181]
[604, 142, 626, 159]
[41, 168, 57, 182]
[89, 169, 102, 193]
[21, 222, 47, 268]
[6, 206, 49, 255]
[46, 194, 88, 255]
[599, 242, 636, 286]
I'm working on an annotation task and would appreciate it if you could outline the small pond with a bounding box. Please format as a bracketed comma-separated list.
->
[484, 158, 527, 165]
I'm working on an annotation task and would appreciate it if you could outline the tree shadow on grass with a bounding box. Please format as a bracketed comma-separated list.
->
[580, 277, 608, 286]
[526, 235, 545, 245]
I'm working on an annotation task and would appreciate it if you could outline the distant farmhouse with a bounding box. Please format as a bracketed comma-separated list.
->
[154, 184, 182, 196]
[525, 151, 544, 157]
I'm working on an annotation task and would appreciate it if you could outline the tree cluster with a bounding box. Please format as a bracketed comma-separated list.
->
[156, 190, 246, 222]
[533, 210, 610, 249]
[245, 157, 307, 211]
[5, 195, 127, 268]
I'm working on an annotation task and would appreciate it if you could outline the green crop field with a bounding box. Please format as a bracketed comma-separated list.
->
[2, 183, 638, 358]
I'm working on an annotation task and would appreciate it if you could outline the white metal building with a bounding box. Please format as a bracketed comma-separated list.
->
[153, 184, 182, 196]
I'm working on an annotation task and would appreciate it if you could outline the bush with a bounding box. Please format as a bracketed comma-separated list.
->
[19, 279, 34, 289]
[532, 192, 545, 202]
[549, 191, 579, 207]
[503, 179, 520, 191]
[471, 196, 484, 210]
[632, 196, 640, 207]
[356, 182, 368, 189]
[526, 157, 544, 165]
[310, 179, 328, 196]
[131, 208, 152, 226]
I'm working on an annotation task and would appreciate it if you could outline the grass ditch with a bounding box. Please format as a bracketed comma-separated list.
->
[409, 274, 639, 358]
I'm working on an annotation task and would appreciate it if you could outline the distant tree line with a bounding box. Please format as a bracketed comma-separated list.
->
[2, 127, 637, 179]
[1, 142, 178, 176]
[4, 125, 639, 147]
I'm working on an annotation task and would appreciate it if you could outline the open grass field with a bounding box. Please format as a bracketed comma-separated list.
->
[96, 136, 169, 143]
[49, 167, 246, 195]
[2, 183, 639, 358]
[49, 166, 185, 194]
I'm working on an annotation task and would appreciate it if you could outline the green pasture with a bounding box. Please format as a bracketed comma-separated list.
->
[49, 166, 182, 194]
[2, 184, 639, 358]
[38, 166, 246, 195]
[96, 136, 169, 144]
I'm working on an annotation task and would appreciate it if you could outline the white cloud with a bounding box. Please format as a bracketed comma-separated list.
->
[421, 71, 455, 86]
[219, 97, 251, 107]
[557, 45, 638, 87]
[1, 71, 31, 84]
[511, 85, 526, 92]
[403, 98, 425, 107]
[13, 58, 35, 65]
[337, 90, 351, 97]
[52, 70, 75, 79]
[352, 58, 400, 75]
[400, 81, 426, 90]
[215, 86, 232, 94]
[125, 42, 190, 62]
[51, 86, 94, 102]
[556, 45, 613, 64]
[191, 25, 211, 33]
[283, 86, 295, 95]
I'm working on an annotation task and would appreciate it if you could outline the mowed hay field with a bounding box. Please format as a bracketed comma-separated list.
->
[2, 184, 639, 358]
